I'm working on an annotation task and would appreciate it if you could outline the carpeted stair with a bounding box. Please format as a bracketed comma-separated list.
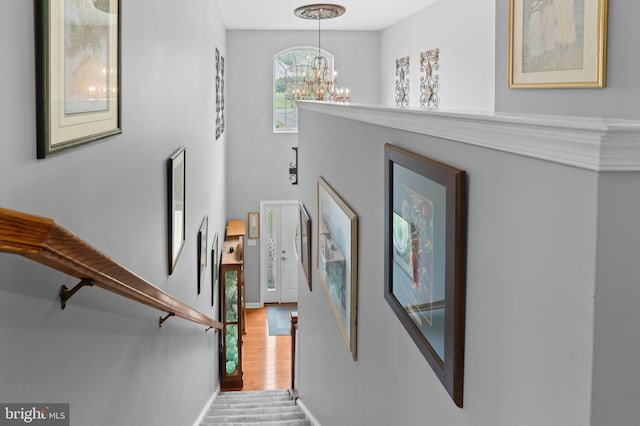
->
[201, 389, 312, 426]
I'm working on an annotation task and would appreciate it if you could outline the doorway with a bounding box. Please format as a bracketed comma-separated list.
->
[260, 200, 299, 305]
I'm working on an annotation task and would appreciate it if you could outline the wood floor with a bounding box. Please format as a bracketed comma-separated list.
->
[240, 305, 293, 391]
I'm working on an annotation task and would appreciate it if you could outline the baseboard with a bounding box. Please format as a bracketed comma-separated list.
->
[297, 398, 321, 426]
[246, 302, 263, 309]
[193, 387, 219, 426]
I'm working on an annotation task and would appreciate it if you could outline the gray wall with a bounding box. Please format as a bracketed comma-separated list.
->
[591, 172, 640, 425]
[296, 107, 603, 426]
[495, 0, 640, 119]
[0, 1, 226, 425]
[225, 30, 379, 304]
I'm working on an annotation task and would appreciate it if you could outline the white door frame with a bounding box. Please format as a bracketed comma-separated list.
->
[259, 200, 299, 306]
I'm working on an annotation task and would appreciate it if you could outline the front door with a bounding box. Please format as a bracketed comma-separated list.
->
[261, 201, 299, 304]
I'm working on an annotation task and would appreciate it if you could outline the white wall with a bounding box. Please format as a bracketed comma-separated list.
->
[380, 0, 496, 111]
[0, 1, 226, 425]
[225, 30, 379, 304]
[296, 106, 601, 426]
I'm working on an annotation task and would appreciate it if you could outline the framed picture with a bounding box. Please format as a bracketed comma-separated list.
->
[197, 216, 208, 294]
[509, 0, 608, 88]
[247, 212, 259, 239]
[384, 144, 467, 407]
[317, 177, 358, 361]
[211, 232, 219, 308]
[167, 147, 186, 275]
[35, 0, 121, 158]
[299, 203, 312, 291]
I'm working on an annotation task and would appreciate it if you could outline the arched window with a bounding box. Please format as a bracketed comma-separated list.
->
[273, 46, 334, 133]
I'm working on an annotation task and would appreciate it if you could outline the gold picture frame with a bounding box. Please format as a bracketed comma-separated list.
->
[35, 0, 121, 158]
[509, 0, 608, 88]
[317, 177, 358, 361]
[247, 212, 259, 239]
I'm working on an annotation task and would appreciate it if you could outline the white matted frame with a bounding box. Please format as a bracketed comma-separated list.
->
[35, 0, 121, 158]
[509, 0, 608, 88]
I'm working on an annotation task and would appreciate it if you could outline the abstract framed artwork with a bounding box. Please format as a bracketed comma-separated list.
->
[509, 0, 608, 88]
[317, 177, 358, 361]
[299, 202, 312, 291]
[167, 147, 186, 275]
[384, 144, 467, 407]
[211, 232, 219, 308]
[35, 0, 121, 158]
[197, 215, 208, 294]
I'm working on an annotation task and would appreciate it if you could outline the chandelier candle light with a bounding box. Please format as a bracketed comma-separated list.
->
[294, 4, 350, 103]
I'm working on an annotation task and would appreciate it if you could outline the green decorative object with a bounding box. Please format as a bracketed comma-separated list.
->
[226, 360, 236, 375]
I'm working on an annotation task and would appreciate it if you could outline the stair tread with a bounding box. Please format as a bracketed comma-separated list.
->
[208, 406, 302, 416]
[204, 411, 306, 422]
[212, 400, 296, 409]
[202, 421, 311, 426]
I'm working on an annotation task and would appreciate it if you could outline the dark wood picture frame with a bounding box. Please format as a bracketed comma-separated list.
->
[197, 215, 208, 294]
[299, 202, 312, 291]
[384, 144, 467, 407]
[211, 232, 219, 308]
[35, 0, 122, 158]
[167, 147, 186, 275]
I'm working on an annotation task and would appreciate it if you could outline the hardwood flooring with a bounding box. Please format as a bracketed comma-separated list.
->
[240, 305, 293, 391]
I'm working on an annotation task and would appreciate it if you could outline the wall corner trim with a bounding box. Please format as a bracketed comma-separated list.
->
[297, 101, 640, 172]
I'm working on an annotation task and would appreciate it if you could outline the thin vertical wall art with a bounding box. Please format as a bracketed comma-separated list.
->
[198, 215, 208, 294]
[395, 56, 410, 106]
[420, 48, 440, 108]
[215, 48, 225, 139]
[211, 232, 219, 308]
[167, 147, 186, 275]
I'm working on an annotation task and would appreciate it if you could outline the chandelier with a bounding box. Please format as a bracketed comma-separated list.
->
[293, 4, 350, 103]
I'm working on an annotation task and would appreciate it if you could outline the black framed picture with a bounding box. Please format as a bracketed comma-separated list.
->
[384, 144, 467, 407]
[197, 216, 208, 294]
[167, 147, 186, 275]
[35, 0, 121, 158]
[299, 202, 312, 291]
[211, 232, 219, 308]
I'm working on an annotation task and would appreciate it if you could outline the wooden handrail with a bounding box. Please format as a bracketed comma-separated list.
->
[0, 208, 222, 331]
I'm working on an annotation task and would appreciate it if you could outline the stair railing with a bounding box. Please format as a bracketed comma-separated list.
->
[0, 207, 222, 331]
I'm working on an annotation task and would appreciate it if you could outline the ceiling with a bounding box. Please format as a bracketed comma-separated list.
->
[216, 0, 440, 31]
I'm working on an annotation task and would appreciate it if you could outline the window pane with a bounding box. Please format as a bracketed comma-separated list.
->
[274, 47, 333, 132]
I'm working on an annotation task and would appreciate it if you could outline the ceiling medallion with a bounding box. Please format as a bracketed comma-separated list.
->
[294, 4, 346, 20]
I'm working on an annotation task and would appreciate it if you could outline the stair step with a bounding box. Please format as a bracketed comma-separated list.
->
[217, 389, 290, 398]
[208, 405, 302, 417]
[201, 420, 311, 426]
[215, 393, 291, 402]
[211, 401, 296, 411]
[204, 410, 307, 423]
[214, 395, 293, 404]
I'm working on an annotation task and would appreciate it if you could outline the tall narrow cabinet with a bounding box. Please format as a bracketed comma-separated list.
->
[220, 222, 245, 390]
